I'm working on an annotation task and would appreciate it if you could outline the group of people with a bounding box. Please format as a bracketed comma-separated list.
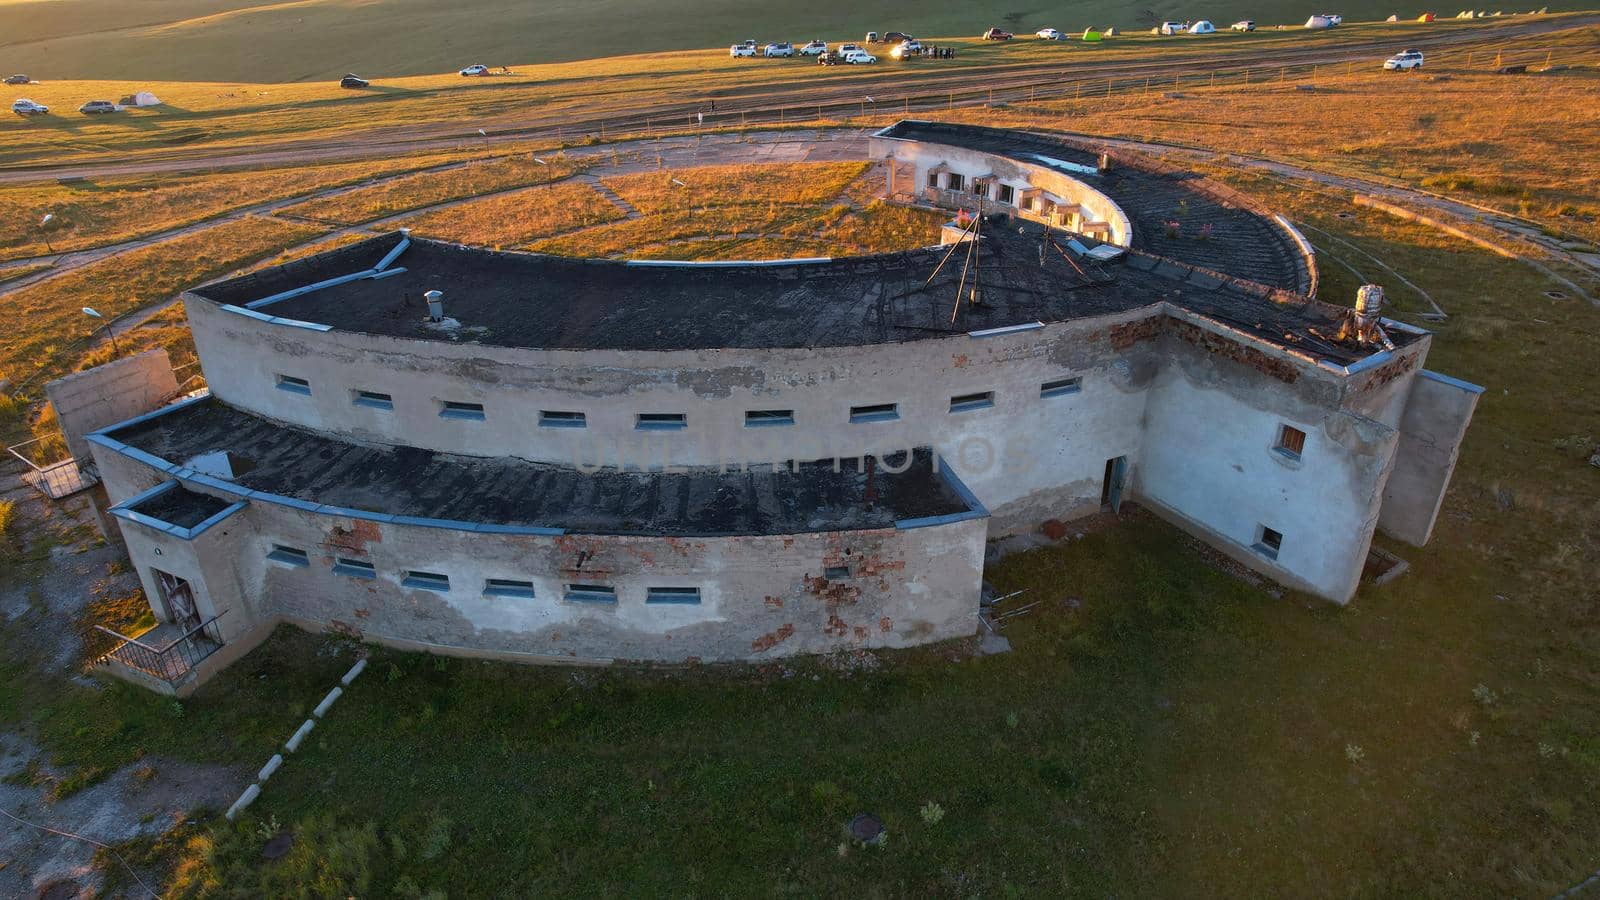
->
[915, 44, 958, 59]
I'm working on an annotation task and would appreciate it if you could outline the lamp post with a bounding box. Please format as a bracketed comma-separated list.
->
[82, 307, 120, 357]
[39, 213, 54, 254]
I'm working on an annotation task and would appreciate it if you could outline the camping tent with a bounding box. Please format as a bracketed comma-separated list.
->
[1082, 28, 1103, 41]
[1387, 14, 1400, 21]
[1189, 19, 1216, 33]
[1103, 26, 1118, 35]
[1305, 14, 1335, 27]
[132, 91, 160, 107]
[1417, 11, 1436, 20]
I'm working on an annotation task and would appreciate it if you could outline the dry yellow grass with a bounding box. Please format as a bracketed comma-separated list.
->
[602, 162, 869, 214]
[961, 61, 1600, 240]
[277, 153, 583, 225]
[396, 181, 625, 248]
[0, 216, 322, 389]
[0, 151, 475, 262]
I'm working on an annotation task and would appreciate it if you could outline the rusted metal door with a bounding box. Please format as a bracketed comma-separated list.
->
[155, 570, 201, 631]
[1103, 456, 1128, 514]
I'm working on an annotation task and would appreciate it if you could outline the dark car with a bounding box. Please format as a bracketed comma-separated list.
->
[339, 74, 370, 89]
[78, 100, 118, 114]
[982, 27, 1014, 40]
[4, 74, 29, 85]
[884, 31, 914, 43]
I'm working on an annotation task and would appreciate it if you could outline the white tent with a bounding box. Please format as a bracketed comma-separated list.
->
[1305, 14, 1336, 27]
[1189, 19, 1216, 32]
[132, 91, 160, 107]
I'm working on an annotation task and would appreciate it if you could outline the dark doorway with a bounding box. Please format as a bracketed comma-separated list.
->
[153, 569, 200, 630]
[1102, 456, 1128, 514]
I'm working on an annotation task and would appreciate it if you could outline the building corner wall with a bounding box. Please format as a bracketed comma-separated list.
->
[1378, 369, 1484, 546]
[45, 349, 177, 463]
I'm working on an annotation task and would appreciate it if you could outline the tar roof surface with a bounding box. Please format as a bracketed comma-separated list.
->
[109, 400, 972, 537]
[190, 123, 1381, 359]
[130, 484, 233, 529]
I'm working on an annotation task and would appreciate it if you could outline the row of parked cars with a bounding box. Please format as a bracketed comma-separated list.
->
[12, 95, 122, 116]
[730, 39, 883, 63]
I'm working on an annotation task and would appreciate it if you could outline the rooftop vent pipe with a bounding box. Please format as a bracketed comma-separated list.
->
[424, 290, 444, 322]
[1355, 284, 1385, 321]
[1343, 284, 1397, 351]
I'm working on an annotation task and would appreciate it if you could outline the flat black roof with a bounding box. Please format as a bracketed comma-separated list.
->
[189, 123, 1389, 361]
[876, 121, 1312, 293]
[106, 399, 975, 537]
[129, 484, 233, 529]
[196, 223, 1393, 363]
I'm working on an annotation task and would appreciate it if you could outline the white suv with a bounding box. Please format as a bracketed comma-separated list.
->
[765, 42, 795, 57]
[1384, 49, 1424, 70]
[799, 40, 827, 56]
[730, 44, 756, 57]
[842, 49, 877, 64]
[11, 98, 47, 116]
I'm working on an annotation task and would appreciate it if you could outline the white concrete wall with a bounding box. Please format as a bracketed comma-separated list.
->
[186, 296, 1161, 531]
[1137, 335, 1398, 603]
[869, 135, 1132, 245]
[46, 349, 177, 463]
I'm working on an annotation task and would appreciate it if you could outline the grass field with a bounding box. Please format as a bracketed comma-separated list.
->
[0, 150, 476, 262]
[955, 52, 1600, 241]
[0, 15, 1590, 168]
[277, 152, 583, 224]
[0, 216, 322, 390]
[0, 0, 1595, 82]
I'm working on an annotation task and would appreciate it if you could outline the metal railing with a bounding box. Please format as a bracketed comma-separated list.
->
[89, 614, 226, 684]
[6, 435, 97, 499]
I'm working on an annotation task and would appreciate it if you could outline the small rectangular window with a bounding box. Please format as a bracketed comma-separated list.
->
[1275, 425, 1307, 459]
[973, 181, 989, 198]
[333, 557, 376, 579]
[440, 401, 485, 420]
[824, 566, 851, 580]
[1040, 377, 1082, 398]
[402, 570, 451, 592]
[353, 390, 393, 410]
[267, 545, 309, 567]
[539, 410, 587, 429]
[997, 184, 1016, 204]
[565, 583, 617, 604]
[636, 413, 687, 431]
[484, 578, 536, 599]
[276, 374, 311, 396]
[849, 403, 899, 424]
[1254, 526, 1283, 561]
[744, 409, 795, 428]
[926, 170, 939, 188]
[646, 587, 702, 605]
[949, 391, 995, 413]
[947, 173, 964, 191]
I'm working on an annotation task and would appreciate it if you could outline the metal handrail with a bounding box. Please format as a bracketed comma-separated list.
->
[89, 611, 228, 684]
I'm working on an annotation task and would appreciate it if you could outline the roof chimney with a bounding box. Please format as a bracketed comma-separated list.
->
[1355, 284, 1385, 320]
[424, 290, 444, 322]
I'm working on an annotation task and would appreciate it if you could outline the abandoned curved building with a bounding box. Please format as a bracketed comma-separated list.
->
[81, 121, 1480, 690]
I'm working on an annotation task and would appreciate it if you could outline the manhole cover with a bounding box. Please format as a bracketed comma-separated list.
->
[262, 831, 296, 861]
[37, 881, 79, 900]
[1335, 211, 1356, 220]
[1545, 290, 1568, 300]
[848, 813, 885, 843]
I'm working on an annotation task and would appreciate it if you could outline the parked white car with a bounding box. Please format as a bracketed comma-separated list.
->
[730, 44, 757, 57]
[765, 42, 795, 57]
[1232, 19, 1256, 30]
[1189, 20, 1216, 33]
[1320, 13, 1344, 24]
[842, 49, 877, 64]
[799, 40, 828, 56]
[11, 98, 47, 116]
[1036, 27, 1063, 39]
[1159, 21, 1186, 35]
[836, 43, 862, 54]
[1384, 49, 1425, 70]
[459, 64, 489, 76]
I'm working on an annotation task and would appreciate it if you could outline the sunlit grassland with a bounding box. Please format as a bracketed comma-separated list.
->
[0, 16, 1576, 167]
[0, 216, 323, 389]
[394, 181, 627, 248]
[276, 152, 582, 224]
[0, 150, 479, 262]
[954, 37, 1600, 241]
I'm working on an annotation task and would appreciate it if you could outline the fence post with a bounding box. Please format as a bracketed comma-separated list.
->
[1075, 82, 1081, 100]
[1244, 69, 1250, 85]
[1107, 78, 1112, 97]
[1279, 67, 1286, 82]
